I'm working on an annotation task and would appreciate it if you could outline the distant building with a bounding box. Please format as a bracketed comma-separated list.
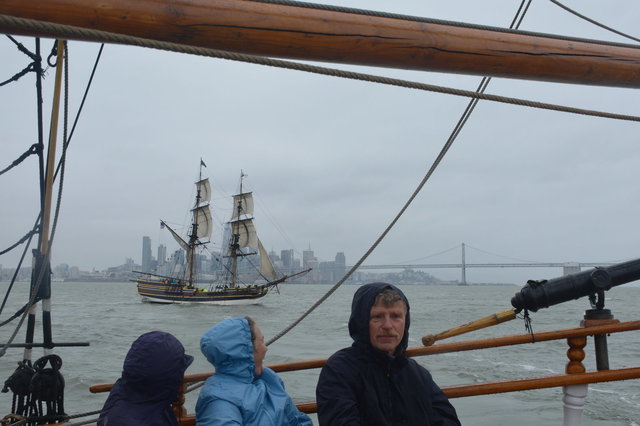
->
[281, 249, 294, 273]
[302, 247, 317, 270]
[335, 252, 346, 277]
[142, 236, 152, 272]
[157, 244, 166, 266]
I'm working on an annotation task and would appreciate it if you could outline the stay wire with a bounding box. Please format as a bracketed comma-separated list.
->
[549, 0, 640, 44]
[53, 43, 104, 182]
[266, 0, 533, 346]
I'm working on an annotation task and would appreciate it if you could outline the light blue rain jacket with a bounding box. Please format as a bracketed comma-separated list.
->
[196, 318, 313, 426]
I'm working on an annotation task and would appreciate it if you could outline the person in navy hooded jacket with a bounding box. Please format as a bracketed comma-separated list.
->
[196, 317, 312, 426]
[98, 331, 194, 426]
[316, 282, 461, 426]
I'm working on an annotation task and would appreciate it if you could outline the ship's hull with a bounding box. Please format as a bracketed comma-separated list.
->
[136, 278, 271, 305]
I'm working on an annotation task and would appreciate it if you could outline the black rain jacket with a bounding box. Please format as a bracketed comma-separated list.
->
[316, 282, 461, 426]
[98, 331, 193, 426]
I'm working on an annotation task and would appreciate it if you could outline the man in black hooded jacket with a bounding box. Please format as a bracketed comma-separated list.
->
[316, 282, 461, 426]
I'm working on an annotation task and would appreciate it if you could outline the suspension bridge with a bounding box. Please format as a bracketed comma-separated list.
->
[354, 243, 615, 285]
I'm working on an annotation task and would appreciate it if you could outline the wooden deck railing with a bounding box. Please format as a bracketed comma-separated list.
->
[89, 320, 640, 424]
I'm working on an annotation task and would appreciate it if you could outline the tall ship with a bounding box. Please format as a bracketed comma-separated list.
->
[135, 164, 308, 305]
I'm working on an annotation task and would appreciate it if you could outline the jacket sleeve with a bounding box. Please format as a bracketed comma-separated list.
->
[315, 356, 362, 426]
[285, 401, 314, 426]
[196, 398, 243, 426]
[420, 370, 461, 426]
[261, 368, 313, 426]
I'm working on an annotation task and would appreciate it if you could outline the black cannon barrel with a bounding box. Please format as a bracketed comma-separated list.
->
[511, 257, 640, 312]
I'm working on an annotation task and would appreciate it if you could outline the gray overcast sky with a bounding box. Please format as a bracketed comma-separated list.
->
[1, 0, 639, 285]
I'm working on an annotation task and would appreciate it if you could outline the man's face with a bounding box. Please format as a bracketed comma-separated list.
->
[369, 300, 406, 355]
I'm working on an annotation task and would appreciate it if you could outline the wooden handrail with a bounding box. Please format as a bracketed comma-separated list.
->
[87, 319, 640, 424]
[90, 320, 640, 393]
[172, 367, 640, 422]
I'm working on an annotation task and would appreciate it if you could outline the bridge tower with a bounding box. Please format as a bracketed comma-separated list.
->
[563, 262, 581, 276]
[461, 243, 467, 285]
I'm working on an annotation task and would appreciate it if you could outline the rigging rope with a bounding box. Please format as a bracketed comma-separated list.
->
[0, 145, 41, 177]
[1, 40, 102, 358]
[0, 216, 39, 325]
[266, 0, 534, 346]
[0, 231, 37, 257]
[549, 0, 640, 44]
[0, 63, 36, 87]
[1, 14, 639, 123]
[5, 34, 39, 61]
[0, 35, 40, 86]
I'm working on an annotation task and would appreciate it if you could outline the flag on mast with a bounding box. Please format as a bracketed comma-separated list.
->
[200, 159, 207, 168]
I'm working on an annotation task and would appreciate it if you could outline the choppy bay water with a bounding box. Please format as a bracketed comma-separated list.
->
[0, 282, 638, 425]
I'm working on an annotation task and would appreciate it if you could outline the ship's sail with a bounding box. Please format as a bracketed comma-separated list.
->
[192, 177, 213, 240]
[225, 181, 282, 285]
[192, 205, 212, 240]
[231, 192, 254, 219]
[258, 239, 277, 279]
[165, 223, 190, 252]
[196, 178, 211, 203]
[232, 217, 258, 249]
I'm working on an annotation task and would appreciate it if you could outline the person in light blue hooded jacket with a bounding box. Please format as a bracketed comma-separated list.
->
[196, 317, 312, 426]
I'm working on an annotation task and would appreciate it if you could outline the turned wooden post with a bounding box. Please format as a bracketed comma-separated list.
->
[563, 333, 587, 426]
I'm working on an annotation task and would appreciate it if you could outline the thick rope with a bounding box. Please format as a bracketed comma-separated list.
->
[0, 14, 639, 123]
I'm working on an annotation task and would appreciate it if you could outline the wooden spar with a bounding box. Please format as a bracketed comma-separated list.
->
[1, 1, 640, 88]
[421, 308, 517, 346]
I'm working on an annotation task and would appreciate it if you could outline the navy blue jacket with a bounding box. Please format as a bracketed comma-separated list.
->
[316, 282, 461, 426]
[98, 331, 193, 426]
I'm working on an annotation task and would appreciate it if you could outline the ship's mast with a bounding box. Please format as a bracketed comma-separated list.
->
[229, 171, 246, 288]
[187, 159, 205, 286]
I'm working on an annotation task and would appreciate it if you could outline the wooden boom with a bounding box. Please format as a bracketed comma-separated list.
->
[1, 0, 640, 88]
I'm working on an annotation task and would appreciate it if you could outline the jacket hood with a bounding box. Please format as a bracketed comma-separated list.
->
[120, 331, 193, 403]
[200, 317, 255, 382]
[348, 282, 411, 357]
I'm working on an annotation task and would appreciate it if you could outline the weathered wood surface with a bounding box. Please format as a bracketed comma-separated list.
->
[1, 0, 640, 87]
